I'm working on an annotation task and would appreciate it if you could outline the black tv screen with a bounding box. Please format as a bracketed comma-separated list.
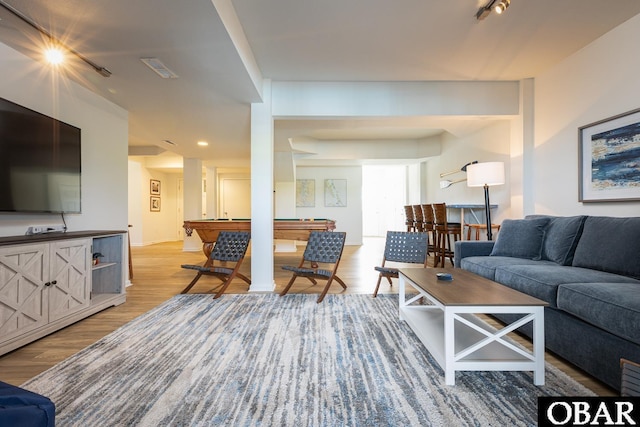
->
[0, 97, 81, 213]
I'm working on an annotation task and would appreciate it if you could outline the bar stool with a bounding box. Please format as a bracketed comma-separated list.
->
[412, 204, 425, 232]
[404, 205, 416, 232]
[432, 203, 462, 267]
[466, 223, 501, 240]
[421, 204, 436, 258]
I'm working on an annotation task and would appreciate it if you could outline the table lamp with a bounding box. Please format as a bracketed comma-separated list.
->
[466, 162, 505, 240]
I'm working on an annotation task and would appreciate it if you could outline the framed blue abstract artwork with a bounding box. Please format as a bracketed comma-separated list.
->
[578, 108, 640, 202]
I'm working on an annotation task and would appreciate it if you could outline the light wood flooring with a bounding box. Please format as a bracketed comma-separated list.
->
[0, 238, 616, 395]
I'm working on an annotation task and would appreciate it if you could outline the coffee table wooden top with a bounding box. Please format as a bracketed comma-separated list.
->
[398, 268, 548, 307]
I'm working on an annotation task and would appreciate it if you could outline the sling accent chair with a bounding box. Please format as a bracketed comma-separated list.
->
[373, 231, 429, 297]
[280, 231, 347, 303]
[180, 231, 251, 299]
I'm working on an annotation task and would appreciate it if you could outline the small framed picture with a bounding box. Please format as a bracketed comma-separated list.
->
[150, 179, 161, 195]
[150, 196, 161, 212]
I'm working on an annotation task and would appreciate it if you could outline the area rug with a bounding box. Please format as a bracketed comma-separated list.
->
[21, 294, 594, 426]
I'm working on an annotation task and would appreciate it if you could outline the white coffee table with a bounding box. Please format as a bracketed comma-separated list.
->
[398, 268, 548, 385]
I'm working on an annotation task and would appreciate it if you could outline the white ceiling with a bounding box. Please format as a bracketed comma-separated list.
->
[2, 0, 640, 170]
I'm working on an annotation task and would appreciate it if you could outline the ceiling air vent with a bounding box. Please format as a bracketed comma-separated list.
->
[140, 57, 178, 79]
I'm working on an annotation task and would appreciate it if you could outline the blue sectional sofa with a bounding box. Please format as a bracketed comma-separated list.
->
[454, 215, 640, 391]
[0, 381, 55, 427]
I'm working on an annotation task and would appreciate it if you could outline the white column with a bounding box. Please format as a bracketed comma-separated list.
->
[521, 78, 535, 216]
[205, 166, 218, 219]
[511, 78, 534, 218]
[182, 158, 202, 252]
[250, 79, 276, 292]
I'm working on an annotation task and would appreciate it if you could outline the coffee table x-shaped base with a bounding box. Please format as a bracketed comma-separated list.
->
[398, 268, 547, 386]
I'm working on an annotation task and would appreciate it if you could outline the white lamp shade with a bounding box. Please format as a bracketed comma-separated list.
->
[466, 162, 505, 187]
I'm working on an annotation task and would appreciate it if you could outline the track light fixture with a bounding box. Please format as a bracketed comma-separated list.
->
[0, 1, 111, 77]
[439, 160, 478, 178]
[475, 0, 512, 20]
[494, 0, 510, 14]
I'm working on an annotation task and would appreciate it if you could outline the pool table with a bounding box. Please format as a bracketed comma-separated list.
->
[183, 218, 336, 256]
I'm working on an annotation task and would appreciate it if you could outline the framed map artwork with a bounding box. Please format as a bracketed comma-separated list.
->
[324, 179, 347, 207]
[296, 179, 315, 207]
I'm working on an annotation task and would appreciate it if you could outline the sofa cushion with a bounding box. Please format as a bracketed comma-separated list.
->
[490, 218, 550, 260]
[557, 282, 640, 346]
[572, 216, 640, 279]
[493, 265, 640, 307]
[460, 256, 554, 281]
[539, 215, 587, 265]
[0, 381, 55, 427]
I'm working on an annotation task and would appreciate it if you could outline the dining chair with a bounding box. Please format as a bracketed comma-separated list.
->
[279, 231, 347, 303]
[180, 231, 251, 298]
[373, 231, 429, 297]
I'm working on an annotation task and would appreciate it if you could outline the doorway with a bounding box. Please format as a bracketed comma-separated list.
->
[220, 178, 251, 219]
[362, 165, 406, 237]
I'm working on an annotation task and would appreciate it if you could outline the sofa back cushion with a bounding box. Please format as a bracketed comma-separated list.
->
[540, 216, 587, 265]
[572, 216, 640, 279]
[490, 218, 550, 260]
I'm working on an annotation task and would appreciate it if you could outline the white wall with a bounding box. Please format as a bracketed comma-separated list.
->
[127, 159, 180, 246]
[128, 161, 143, 245]
[425, 121, 512, 223]
[295, 166, 363, 245]
[0, 42, 128, 237]
[421, 10, 640, 222]
[533, 14, 640, 216]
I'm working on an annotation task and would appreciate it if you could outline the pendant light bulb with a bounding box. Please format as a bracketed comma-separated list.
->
[45, 47, 64, 65]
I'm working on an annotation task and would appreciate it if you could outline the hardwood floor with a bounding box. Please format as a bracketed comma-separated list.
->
[0, 238, 616, 395]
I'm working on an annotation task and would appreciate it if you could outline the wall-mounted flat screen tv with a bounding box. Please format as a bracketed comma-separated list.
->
[0, 97, 81, 213]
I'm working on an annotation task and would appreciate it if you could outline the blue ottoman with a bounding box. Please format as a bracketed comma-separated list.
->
[0, 381, 55, 427]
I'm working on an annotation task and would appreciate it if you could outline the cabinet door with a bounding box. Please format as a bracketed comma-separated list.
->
[0, 244, 49, 343]
[49, 239, 91, 322]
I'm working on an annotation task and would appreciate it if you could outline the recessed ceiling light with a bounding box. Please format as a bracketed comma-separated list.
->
[197, 141, 209, 147]
[140, 57, 179, 79]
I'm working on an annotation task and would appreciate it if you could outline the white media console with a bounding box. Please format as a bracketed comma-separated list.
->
[0, 230, 127, 356]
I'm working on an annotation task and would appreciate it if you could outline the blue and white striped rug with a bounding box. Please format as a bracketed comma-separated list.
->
[22, 294, 594, 426]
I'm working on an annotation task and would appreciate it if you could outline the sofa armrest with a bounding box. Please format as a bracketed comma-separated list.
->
[454, 241, 495, 267]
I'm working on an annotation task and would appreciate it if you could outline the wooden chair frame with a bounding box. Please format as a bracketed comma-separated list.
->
[404, 205, 416, 232]
[412, 204, 425, 232]
[180, 231, 251, 299]
[421, 203, 436, 256]
[433, 203, 462, 268]
[280, 231, 347, 303]
[373, 231, 429, 297]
